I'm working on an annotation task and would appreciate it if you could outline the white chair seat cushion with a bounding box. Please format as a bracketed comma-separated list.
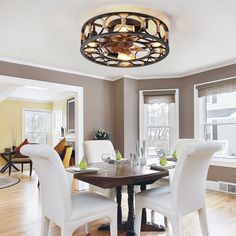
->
[136, 186, 174, 217]
[71, 191, 116, 220]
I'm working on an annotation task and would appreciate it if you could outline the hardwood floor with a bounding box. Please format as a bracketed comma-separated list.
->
[0, 171, 236, 236]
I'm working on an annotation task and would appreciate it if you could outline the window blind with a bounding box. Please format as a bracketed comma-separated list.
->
[196, 78, 236, 97]
[143, 90, 176, 104]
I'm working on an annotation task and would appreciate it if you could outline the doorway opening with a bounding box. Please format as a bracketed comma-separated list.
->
[0, 75, 83, 166]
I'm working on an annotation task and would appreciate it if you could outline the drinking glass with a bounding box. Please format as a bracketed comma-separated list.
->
[101, 153, 112, 172]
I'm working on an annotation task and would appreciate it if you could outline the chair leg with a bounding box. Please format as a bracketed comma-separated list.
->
[41, 215, 50, 236]
[85, 224, 89, 235]
[21, 163, 24, 173]
[170, 217, 181, 236]
[30, 161, 33, 176]
[9, 163, 11, 176]
[61, 227, 73, 236]
[198, 207, 210, 236]
[164, 216, 168, 227]
[134, 205, 143, 236]
[151, 210, 155, 223]
[109, 210, 118, 236]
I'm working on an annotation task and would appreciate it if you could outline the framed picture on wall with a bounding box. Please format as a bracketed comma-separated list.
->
[67, 97, 75, 133]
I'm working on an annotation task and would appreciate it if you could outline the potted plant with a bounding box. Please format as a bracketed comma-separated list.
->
[93, 130, 110, 140]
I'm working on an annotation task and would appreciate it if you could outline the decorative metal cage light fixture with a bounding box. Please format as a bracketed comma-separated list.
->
[80, 12, 169, 67]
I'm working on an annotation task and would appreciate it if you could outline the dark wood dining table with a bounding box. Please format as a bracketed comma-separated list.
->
[73, 162, 168, 236]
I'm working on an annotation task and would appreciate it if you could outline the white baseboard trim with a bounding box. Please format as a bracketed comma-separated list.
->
[206, 180, 236, 194]
[206, 180, 219, 191]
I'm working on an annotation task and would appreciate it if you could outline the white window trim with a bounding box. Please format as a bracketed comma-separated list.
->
[194, 78, 236, 168]
[139, 88, 179, 154]
[52, 109, 63, 131]
[22, 108, 52, 145]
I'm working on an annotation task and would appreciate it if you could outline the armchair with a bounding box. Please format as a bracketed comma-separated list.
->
[9, 152, 33, 176]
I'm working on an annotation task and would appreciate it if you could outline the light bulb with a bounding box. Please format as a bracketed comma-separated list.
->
[118, 52, 135, 61]
[114, 24, 135, 32]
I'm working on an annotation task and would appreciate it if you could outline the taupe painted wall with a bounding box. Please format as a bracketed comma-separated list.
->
[113, 77, 139, 157]
[208, 166, 236, 183]
[113, 78, 124, 154]
[0, 61, 114, 141]
[124, 78, 139, 157]
[0, 60, 235, 183]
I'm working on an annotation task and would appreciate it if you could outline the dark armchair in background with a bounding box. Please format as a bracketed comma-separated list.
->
[9, 152, 33, 176]
[9, 138, 33, 176]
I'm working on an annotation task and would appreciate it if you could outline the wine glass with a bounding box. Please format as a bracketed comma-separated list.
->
[101, 153, 112, 172]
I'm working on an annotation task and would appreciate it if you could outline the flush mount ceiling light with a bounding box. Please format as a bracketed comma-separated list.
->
[80, 12, 169, 67]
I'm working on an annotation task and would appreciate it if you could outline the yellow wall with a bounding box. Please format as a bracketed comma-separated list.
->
[0, 100, 52, 153]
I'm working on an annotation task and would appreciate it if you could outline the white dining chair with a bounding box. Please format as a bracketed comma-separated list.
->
[21, 144, 117, 236]
[84, 140, 117, 199]
[135, 141, 221, 236]
[151, 139, 201, 189]
[175, 139, 201, 158]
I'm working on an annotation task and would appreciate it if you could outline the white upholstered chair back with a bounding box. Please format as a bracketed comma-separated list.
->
[175, 139, 201, 157]
[84, 140, 115, 164]
[21, 144, 71, 225]
[171, 141, 221, 216]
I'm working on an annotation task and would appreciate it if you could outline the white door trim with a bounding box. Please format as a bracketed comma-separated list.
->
[0, 75, 84, 164]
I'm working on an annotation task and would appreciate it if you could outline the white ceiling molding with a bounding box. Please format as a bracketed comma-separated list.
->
[0, 56, 111, 81]
[0, 84, 18, 101]
[5, 97, 53, 104]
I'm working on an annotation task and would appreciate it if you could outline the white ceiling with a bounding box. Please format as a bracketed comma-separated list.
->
[0, 0, 236, 80]
[0, 83, 74, 102]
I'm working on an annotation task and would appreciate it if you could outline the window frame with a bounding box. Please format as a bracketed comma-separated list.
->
[52, 109, 63, 131]
[22, 108, 52, 145]
[194, 77, 236, 167]
[139, 89, 179, 157]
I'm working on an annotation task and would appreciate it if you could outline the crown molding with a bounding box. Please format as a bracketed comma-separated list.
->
[1, 57, 236, 81]
[0, 57, 112, 81]
[5, 97, 52, 103]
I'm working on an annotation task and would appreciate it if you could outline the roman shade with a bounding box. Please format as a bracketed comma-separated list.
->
[196, 78, 236, 97]
[143, 90, 176, 104]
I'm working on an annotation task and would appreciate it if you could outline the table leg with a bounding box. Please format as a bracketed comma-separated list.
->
[0, 163, 9, 173]
[11, 164, 20, 171]
[127, 184, 135, 236]
[116, 186, 122, 225]
[0, 154, 20, 174]
[140, 184, 147, 224]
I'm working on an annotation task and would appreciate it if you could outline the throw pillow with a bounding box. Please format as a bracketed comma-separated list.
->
[15, 139, 30, 155]
[54, 138, 67, 158]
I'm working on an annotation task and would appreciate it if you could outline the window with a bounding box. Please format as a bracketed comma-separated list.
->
[140, 90, 179, 157]
[196, 79, 236, 159]
[52, 110, 63, 131]
[23, 109, 51, 144]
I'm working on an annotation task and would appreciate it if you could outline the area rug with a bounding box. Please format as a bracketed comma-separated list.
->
[0, 176, 20, 189]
